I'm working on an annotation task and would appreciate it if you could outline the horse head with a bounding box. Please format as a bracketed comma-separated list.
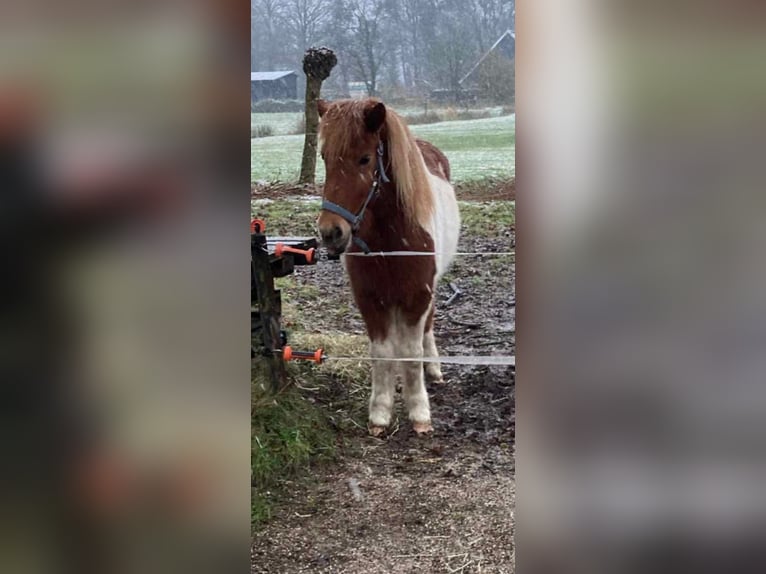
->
[316, 98, 387, 255]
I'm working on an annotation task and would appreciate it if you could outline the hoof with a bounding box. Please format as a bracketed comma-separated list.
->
[425, 366, 444, 384]
[368, 425, 387, 437]
[412, 421, 434, 435]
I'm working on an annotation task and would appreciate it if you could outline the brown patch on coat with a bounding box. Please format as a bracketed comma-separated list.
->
[346, 177, 436, 341]
[417, 139, 451, 182]
[318, 98, 443, 342]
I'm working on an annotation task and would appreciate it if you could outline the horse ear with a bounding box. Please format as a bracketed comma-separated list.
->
[364, 101, 386, 132]
[317, 99, 329, 117]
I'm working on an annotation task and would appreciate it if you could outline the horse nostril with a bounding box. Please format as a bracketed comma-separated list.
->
[319, 225, 343, 245]
[321, 225, 343, 244]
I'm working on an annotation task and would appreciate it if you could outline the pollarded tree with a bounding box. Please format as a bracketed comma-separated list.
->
[299, 47, 337, 183]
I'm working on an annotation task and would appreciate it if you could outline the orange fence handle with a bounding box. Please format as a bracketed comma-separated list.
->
[274, 242, 316, 264]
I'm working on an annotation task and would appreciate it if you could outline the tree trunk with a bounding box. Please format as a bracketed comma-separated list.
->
[299, 47, 337, 184]
[299, 76, 322, 184]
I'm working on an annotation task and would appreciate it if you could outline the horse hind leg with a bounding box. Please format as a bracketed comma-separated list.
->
[423, 302, 444, 384]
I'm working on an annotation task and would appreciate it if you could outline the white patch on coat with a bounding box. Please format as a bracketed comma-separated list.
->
[424, 171, 460, 280]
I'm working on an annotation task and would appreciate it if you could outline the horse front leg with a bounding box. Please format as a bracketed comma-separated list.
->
[368, 337, 396, 436]
[398, 313, 433, 435]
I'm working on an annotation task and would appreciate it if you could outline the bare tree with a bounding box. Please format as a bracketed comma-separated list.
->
[476, 51, 515, 104]
[398, 0, 423, 87]
[466, 0, 515, 54]
[251, 0, 514, 99]
[346, 0, 391, 96]
[252, 0, 286, 70]
[284, 0, 332, 61]
[429, 8, 475, 99]
[322, 0, 354, 95]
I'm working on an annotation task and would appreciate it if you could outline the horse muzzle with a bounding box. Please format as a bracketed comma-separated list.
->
[318, 220, 351, 255]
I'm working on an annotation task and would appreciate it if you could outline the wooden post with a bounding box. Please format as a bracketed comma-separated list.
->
[251, 233, 286, 392]
[299, 47, 337, 184]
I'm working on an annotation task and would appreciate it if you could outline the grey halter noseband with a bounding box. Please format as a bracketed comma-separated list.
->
[321, 140, 390, 254]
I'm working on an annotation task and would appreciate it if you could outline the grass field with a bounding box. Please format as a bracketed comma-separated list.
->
[251, 114, 515, 184]
[251, 112, 304, 136]
[250, 106, 508, 136]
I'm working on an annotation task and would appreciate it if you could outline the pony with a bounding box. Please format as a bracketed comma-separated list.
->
[316, 98, 460, 435]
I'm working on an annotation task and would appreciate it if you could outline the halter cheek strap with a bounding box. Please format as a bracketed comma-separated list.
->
[321, 140, 390, 254]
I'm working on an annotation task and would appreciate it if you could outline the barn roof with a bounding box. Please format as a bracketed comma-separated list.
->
[459, 29, 515, 86]
[250, 71, 296, 81]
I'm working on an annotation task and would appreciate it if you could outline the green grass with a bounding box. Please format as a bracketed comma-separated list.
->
[251, 114, 515, 184]
[252, 329, 371, 529]
[251, 198, 320, 236]
[459, 201, 515, 238]
[251, 134, 322, 183]
[413, 116, 515, 181]
[251, 112, 304, 136]
[275, 278, 321, 331]
[252, 382, 337, 528]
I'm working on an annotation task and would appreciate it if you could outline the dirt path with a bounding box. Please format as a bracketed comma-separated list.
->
[252, 202, 515, 573]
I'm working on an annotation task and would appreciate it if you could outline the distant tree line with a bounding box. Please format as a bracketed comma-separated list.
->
[251, 0, 514, 99]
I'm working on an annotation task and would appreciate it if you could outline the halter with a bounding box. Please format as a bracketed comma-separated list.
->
[321, 140, 390, 254]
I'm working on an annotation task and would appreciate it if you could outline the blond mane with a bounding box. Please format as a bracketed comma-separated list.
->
[320, 99, 433, 229]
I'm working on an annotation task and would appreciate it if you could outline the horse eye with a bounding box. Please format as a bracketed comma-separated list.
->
[359, 155, 370, 166]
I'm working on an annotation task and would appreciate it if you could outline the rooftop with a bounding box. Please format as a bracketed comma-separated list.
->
[459, 30, 515, 85]
[251, 71, 296, 81]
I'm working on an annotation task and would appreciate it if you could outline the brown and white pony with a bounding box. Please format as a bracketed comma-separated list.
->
[316, 98, 460, 435]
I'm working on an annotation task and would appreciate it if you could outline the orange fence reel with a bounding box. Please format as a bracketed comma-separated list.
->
[281, 346, 324, 364]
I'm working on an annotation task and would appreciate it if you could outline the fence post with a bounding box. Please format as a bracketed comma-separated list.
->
[251, 232, 286, 392]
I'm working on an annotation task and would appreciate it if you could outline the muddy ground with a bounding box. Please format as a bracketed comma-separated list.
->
[252, 197, 515, 573]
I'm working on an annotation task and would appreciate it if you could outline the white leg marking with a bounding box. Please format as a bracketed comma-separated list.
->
[395, 314, 431, 429]
[423, 328, 443, 383]
[369, 338, 396, 430]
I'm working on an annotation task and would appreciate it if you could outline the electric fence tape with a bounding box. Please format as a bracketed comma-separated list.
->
[325, 355, 515, 367]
